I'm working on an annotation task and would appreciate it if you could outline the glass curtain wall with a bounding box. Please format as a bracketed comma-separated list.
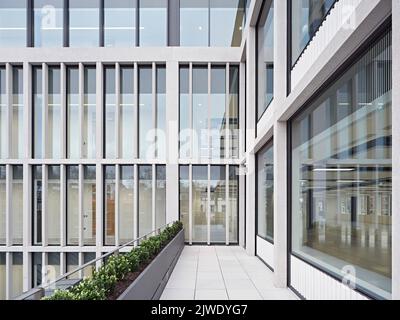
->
[0, 0, 27, 47]
[104, 66, 116, 158]
[104, 0, 136, 47]
[66, 165, 79, 245]
[46, 253, 60, 283]
[33, 166, 42, 245]
[192, 166, 208, 243]
[12, 166, 23, 245]
[291, 29, 392, 299]
[12, 67, 24, 159]
[139, 0, 167, 47]
[67, 67, 79, 159]
[48, 67, 62, 158]
[69, 0, 99, 47]
[138, 66, 153, 159]
[229, 166, 239, 243]
[210, 166, 226, 243]
[0, 253, 4, 299]
[180, 0, 208, 46]
[32, 252, 42, 287]
[83, 165, 96, 245]
[229, 66, 239, 158]
[0, 67, 6, 158]
[119, 166, 134, 244]
[120, 66, 134, 159]
[104, 166, 116, 245]
[0, 166, 6, 245]
[257, 1, 274, 119]
[33, 0, 64, 47]
[156, 67, 166, 159]
[155, 165, 166, 229]
[210, 67, 226, 159]
[291, 0, 336, 66]
[82, 67, 96, 159]
[11, 253, 23, 298]
[179, 66, 190, 159]
[138, 165, 152, 237]
[33, 67, 43, 158]
[47, 165, 60, 245]
[66, 252, 79, 279]
[257, 141, 274, 242]
[179, 166, 190, 241]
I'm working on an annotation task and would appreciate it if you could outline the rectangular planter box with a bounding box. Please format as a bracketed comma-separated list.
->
[118, 229, 184, 300]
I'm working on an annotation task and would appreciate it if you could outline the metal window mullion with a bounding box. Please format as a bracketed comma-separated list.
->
[60, 165, 66, 247]
[152, 63, 157, 159]
[189, 164, 193, 244]
[78, 63, 84, 159]
[78, 252, 83, 279]
[189, 63, 193, 159]
[42, 164, 48, 246]
[133, 63, 138, 159]
[5, 252, 11, 300]
[133, 164, 138, 241]
[23, 163, 31, 247]
[42, 63, 49, 159]
[115, 164, 120, 246]
[6, 63, 12, 159]
[42, 252, 47, 285]
[239, 63, 245, 157]
[60, 64, 67, 159]
[226, 165, 229, 245]
[207, 164, 211, 245]
[152, 164, 156, 232]
[225, 63, 230, 160]
[115, 63, 121, 159]
[78, 164, 83, 247]
[60, 252, 66, 275]
[23, 62, 32, 160]
[23, 251, 30, 291]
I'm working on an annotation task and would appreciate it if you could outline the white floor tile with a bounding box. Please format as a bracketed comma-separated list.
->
[227, 289, 263, 300]
[160, 289, 195, 300]
[195, 290, 228, 300]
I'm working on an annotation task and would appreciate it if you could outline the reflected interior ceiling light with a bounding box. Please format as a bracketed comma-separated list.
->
[198, 26, 203, 30]
[337, 180, 365, 183]
[313, 168, 355, 172]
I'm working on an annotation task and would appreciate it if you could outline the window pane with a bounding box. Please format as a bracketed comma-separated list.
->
[67, 67, 79, 158]
[83, 252, 95, 278]
[33, 67, 43, 158]
[138, 165, 152, 237]
[48, 67, 62, 158]
[155, 165, 166, 229]
[180, 0, 208, 46]
[12, 166, 23, 245]
[291, 0, 336, 65]
[192, 66, 208, 159]
[229, 166, 238, 243]
[11, 253, 23, 298]
[192, 165, 207, 243]
[33, 0, 64, 47]
[104, 0, 135, 47]
[46, 253, 60, 284]
[210, 67, 226, 159]
[104, 165, 115, 245]
[47, 165, 60, 245]
[0, 0, 26, 47]
[291, 30, 392, 299]
[67, 165, 79, 245]
[83, 165, 96, 245]
[32, 166, 42, 245]
[0, 167, 6, 245]
[229, 66, 239, 158]
[156, 66, 166, 159]
[32, 252, 42, 287]
[138, 66, 153, 159]
[104, 66, 116, 158]
[210, 0, 245, 47]
[66, 252, 79, 279]
[179, 166, 189, 241]
[0, 253, 4, 299]
[120, 66, 134, 159]
[82, 66, 96, 159]
[257, 2, 274, 119]
[179, 66, 190, 159]
[139, 0, 167, 47]
[0, 67, 6, 158]
[12, 67, 24, 159]
[119, 165, 134, 244]
[69, 0, 99, 47]
[257, 141, 274, 241]
[210, 166, 225, 243]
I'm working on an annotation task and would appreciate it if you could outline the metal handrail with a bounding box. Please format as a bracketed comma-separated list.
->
[40, 221, 176, 291]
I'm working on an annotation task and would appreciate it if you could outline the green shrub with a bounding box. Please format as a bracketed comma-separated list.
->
[44, 221, 183, 300]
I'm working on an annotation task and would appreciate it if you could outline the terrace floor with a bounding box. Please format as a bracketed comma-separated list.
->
[161, 245, 299, 300]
